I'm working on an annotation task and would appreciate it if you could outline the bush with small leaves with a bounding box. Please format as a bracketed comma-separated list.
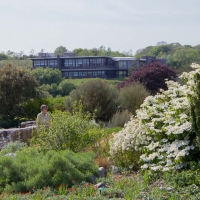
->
[58, 80, 76, 96]
[65, 79, 119, 121]
[31, 67, 63, 85]
[108, 110, 131, 127]
[0, 147, 98, 193]
[119, 83, 150, 115]
[31, 105, 107, 152]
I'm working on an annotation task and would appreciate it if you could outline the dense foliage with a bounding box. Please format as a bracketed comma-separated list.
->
[31, 68, 76, 97]
[0, 146, 98, 193]
[117, 62, 177, 94]
[0, 53, 8, 60]
[110, 64, 200, 171]
[119, 83, 150, 114]
[54, 46, 67, 55]
[73, 46, 132, 57]
[0, 65, 38, 120]
[31, 67, 63, 85]
[108, 110, 131, 128]
[31, 109, 106, 152]
[135, 43, 200, 73]
[66, 79, 119, 121]
[58, 80, 76, 96]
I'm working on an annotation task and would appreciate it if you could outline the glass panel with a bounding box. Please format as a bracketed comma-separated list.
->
[103, 58, 106, 65]
[93, 71, 98, 76]
[73, 72, 78, 77]
[71, 59, 75, 67]
[34, 60, 40, 67]
[64, 59, 75, 67]
[49, 60, 55, 67]
[76, 59, 83, 67]
[54, 60, 57, 67]
[40, 60, 45, 66]
[83, 72, 87, 76]
[62, 72, 68, 77]
[83, 59, 89, 66]
[90, 59, 97, 65]
[108, 58, 113, 66]
[88, 72, 92, 76]
[64, 60, 68, 67]
[119, 61, 128, 69]
[97, 58, 102, 66]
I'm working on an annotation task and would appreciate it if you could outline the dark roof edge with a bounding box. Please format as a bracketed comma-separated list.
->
[28, 56, 116, 60]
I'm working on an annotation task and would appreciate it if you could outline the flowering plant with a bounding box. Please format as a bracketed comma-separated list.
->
[110, 64, 200, 171]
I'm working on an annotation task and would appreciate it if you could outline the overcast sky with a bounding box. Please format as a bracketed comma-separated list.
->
[0, 0, 199, 55]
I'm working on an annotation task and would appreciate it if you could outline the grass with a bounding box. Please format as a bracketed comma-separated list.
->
[105, 127, 122, 135]
[63, 77, 124, 87]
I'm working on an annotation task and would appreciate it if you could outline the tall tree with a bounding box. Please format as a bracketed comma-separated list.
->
[0, 53, 8, 61]
[117, 62, 177, 94]
[0, 65, 38, 120]
[54, 46, 67, 55]
[156, 41, 167, 46]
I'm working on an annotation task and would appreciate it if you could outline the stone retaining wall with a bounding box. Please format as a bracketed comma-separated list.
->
[0, 121, 36, 149]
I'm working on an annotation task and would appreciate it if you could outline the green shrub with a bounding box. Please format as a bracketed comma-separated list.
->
[31, 108, 106, 152]
[110, 149, 141, 171]
[0, 147, 98, 193]
[0, 65, 38, 121]
[48, 83, 60, 97]
[65, 79, 119, 121]
[20, 98, 53, 120]
[0, 141, 25, 157]
[31, 67, 63, 85]
[47, 96, 66, 111]
[58, 80, 76, 96]
[119, 83, 150, 115]
[108, 110, 131, 127]
[44, 81, 76, 97]
[164, 170, 200, 189]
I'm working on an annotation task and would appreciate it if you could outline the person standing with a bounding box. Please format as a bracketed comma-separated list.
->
[36, 105, 51, 126]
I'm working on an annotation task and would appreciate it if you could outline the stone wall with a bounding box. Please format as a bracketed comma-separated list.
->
[0, 121, 36, 149]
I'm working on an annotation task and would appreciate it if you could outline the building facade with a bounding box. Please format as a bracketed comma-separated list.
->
[30, 53, 166, 79]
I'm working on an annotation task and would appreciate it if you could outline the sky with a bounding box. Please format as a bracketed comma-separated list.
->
[0, 0, 200, 55]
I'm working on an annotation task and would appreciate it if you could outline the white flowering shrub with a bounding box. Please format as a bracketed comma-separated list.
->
[110, 64, 200, 171]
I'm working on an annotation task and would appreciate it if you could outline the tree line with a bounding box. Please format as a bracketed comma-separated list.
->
[135, 42, 200, 74]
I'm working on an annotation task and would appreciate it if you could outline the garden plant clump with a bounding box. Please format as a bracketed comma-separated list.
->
[110, 63, 200, 171]
[0, 146, 98, 193]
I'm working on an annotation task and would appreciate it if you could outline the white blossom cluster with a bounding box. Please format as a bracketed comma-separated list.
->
[110, 63, 200, 171]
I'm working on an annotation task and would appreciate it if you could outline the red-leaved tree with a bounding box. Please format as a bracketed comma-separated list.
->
[117, 62, 177, 94]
